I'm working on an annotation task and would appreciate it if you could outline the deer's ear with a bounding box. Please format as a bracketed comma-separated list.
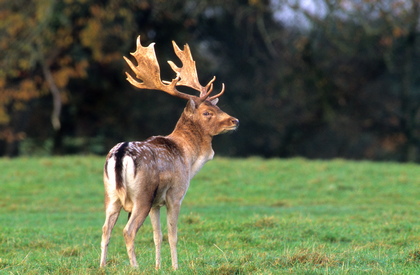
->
[210, 98, 219, 105]
[185, 99, 197, 114]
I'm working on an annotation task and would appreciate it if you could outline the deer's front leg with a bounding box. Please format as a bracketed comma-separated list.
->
[149, 207, 162, 269]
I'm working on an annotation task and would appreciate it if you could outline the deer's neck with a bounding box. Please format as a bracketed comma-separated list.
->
[168, 113, 214, 177]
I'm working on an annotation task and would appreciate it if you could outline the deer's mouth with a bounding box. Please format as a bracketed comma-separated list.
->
[220, 124, 239, 134]
[228, 125, 239, 131]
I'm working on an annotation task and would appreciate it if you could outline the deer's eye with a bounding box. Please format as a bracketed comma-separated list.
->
[203, 111, 211, 116]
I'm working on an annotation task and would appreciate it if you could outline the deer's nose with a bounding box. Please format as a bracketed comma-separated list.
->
[231, 118, 239, 127]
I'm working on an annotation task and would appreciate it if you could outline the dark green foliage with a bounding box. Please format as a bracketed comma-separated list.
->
[1, 0, 420, 162]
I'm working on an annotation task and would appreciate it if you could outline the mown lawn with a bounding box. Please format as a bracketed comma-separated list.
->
[0, 156, 419, 274]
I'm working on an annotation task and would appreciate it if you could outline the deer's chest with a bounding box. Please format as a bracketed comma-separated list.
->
[190, 150, 214, 179]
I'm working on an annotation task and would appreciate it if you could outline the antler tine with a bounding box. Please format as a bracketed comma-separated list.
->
[124, 36, 192, 101]
[204, 76, 216, 92]
[200, 76, 226, 101]
[208, 83, 225, 101]
[197, 76, 215, 100]
[195, 76, 214, 99]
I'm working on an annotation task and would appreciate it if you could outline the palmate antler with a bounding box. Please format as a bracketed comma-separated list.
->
[124, 36, 225, 103]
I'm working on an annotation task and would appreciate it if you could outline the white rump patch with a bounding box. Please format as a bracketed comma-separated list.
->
[106, 157, 117, 188]
[123, 156, 136, 184]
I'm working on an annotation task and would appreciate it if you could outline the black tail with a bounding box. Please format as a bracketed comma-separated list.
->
[114, 142, 129, 190]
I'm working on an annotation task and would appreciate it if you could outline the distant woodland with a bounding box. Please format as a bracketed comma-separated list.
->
[1, 0, 419, 162]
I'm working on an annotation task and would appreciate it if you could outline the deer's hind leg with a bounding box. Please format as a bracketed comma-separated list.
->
[100, 197, 122, 267]
[123, 202, 152, 267]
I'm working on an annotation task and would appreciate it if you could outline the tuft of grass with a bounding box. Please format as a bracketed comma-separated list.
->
[0, 156, 419, 274]
[252, 215, 279, 228]
[285, 248, 337, 267]
[182, 212, 203, 225]
[407, 250, 420, 263]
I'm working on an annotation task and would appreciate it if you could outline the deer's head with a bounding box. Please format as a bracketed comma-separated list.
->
[183, 99, 239, 136]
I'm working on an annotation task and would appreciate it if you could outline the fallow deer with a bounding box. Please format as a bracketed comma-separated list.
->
[99, 36, 239, 270]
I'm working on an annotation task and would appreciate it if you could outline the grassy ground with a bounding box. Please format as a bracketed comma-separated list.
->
[0, 156, 419, 274]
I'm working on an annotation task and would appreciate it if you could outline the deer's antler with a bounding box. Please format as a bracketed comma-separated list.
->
[124, 36, 225, 102]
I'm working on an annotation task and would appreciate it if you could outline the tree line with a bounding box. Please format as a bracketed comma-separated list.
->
[1, 0, 419, 162]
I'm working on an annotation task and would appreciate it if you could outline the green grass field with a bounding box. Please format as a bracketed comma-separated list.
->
[0, 156, 419, 274]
